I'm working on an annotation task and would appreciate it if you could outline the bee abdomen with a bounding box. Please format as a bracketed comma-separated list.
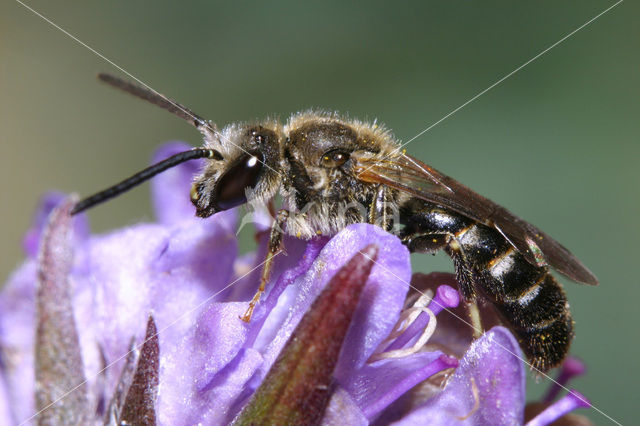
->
[458, 223, 574, 370]
[456, 223, 512, 267]
[400, 204, 574, 370]
[483, 258, 573, 371]
[513, 310, 574, 371]
[497, 274, 569, 329]
[481, 244, 546, 300]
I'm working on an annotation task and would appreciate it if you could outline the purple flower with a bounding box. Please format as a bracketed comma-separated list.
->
[0, 142, 592, 425]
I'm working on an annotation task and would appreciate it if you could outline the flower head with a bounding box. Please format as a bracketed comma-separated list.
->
[0, 142, 592, 425]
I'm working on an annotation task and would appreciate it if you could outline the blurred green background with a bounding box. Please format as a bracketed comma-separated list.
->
[1, 1, 637, 423]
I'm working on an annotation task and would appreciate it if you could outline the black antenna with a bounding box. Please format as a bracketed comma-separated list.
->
[97, 73, 214, 133]
[71, 148, 221, 215]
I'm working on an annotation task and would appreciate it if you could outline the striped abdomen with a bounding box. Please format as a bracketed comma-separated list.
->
[400, 200, 573, 371]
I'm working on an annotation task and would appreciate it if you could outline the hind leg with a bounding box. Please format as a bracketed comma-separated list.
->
[403, 231, 484, 337]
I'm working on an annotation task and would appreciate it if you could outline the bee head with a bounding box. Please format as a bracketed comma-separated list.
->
[190, 123, 282, 218]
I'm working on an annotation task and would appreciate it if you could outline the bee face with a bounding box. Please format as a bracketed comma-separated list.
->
[190, 123, 283, 217]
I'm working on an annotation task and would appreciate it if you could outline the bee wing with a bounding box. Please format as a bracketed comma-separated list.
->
[354, 152, 598, 285]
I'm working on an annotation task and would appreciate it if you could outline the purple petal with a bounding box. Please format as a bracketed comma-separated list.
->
[87, 224, 169, 364]
[150, 219, 238, 298]
[149, 141, 239, 232]
[152, 301, 254, 424]
[332, 226, 412, 377]
[322, 388, 368, 426]
[252, 224, 411, 385]
[322, 386, 369, 426]
[0, 261, 38, 423]
[395, 326, 526, 426]
[385, 283, 460, 352]
[189, 302, 251, 387]
[235, 245, 380, 425]
[195, 349, 264, 425]
[150, 141, 204, 226]
[526, 390, 591, 426]
[543, 357, 586, 403]
[410, 272, 504, 359]
[242, 235, 326, 347]
[0, 375, 10, 426]
[344, 352, 458, 420]
[226, 234, 313, 305]
[93, 227, 239, 410]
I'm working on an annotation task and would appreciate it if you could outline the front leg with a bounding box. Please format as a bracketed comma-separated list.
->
[241, 209, 289, 322]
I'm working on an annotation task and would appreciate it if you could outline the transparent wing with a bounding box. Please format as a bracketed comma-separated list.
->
[354, 152, 598, 285]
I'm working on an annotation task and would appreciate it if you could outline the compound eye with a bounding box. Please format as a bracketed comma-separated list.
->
[213, 151, 264, 211]
[320, 149, 350, 168]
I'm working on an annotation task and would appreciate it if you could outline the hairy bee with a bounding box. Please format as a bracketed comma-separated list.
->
[73, 73, 598, 371]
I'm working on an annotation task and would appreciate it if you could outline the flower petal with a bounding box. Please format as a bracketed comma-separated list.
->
[88, 224, 169, 364]
[542, 357, 586, 403]
[0, 376, 11, 426]
[150, 141, 238, 231]
[385, 282, 460, 352]
[394, 326, 526, 426]
[409, 272, 503, 359]
[254, 224, 411, 384]
[150, 141, 204, 226]
[196, 348, 264, 425]
[526, 390, 591, 426]
[322, 387, 368, 426]
[245, 235, 326, 347]
[227, 234, 314, 305]
[0, 261, 38, 422]
[151, 300, 253, 425]
[235, 245, 380, 425]
[345, 352, 458, 420]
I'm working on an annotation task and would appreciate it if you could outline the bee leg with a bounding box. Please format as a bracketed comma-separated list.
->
[446, 240, 484, 337]
[368, 185, 394, 231]
[403, 231, 485, 337]
[402, 233, 449, 254]
[466, 301, 483, 338]
[241, 209, 289, 322]
[446, 239, 477, 301]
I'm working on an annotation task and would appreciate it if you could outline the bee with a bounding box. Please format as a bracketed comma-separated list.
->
[73, 73, 598, 371]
